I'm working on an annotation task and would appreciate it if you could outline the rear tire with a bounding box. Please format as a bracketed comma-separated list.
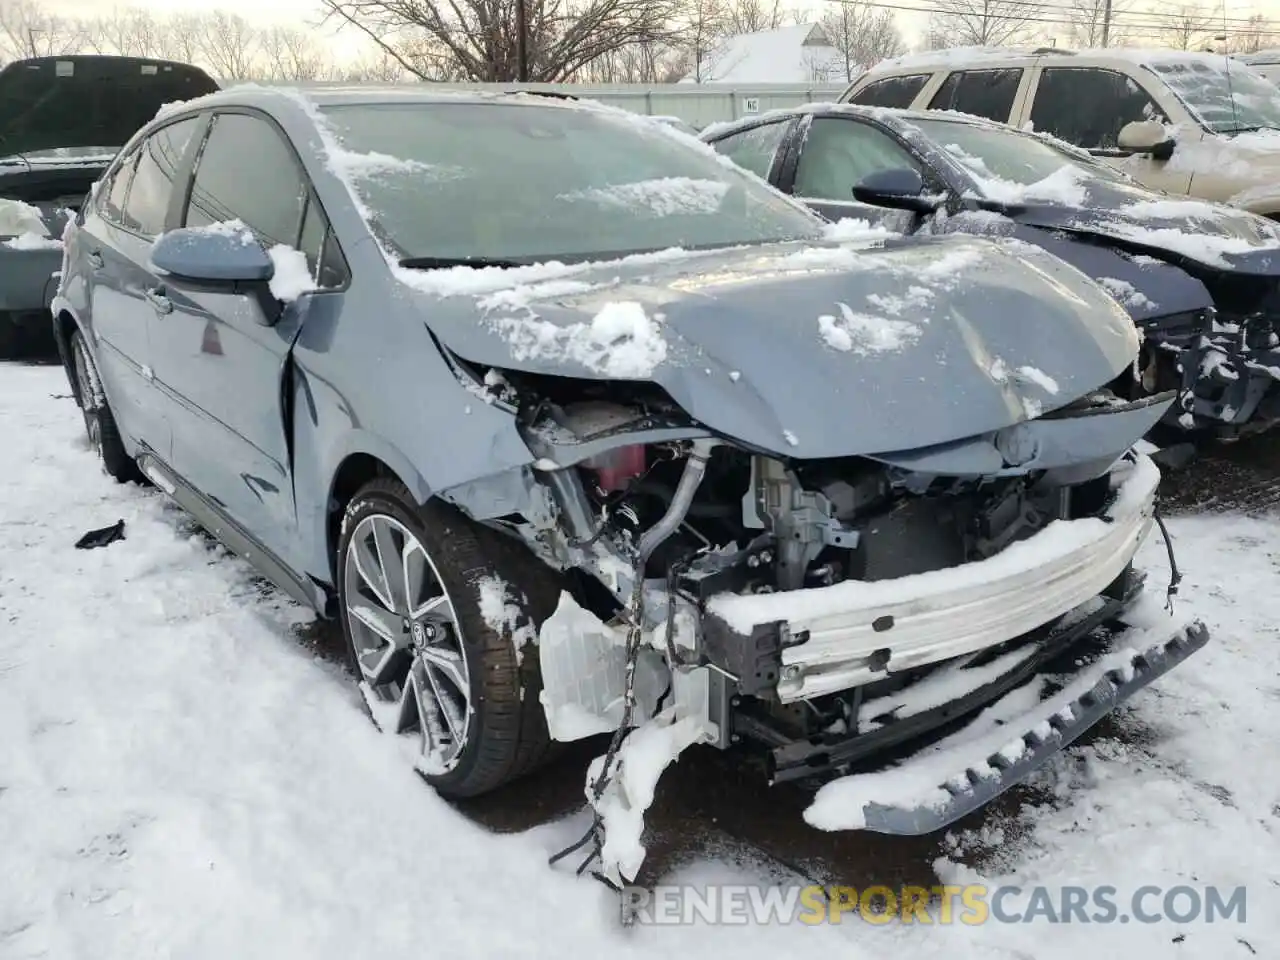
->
[336, 477, 564, 798]
[69, 328, 142, 484]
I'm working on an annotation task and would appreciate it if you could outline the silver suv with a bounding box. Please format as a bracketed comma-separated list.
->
[843, 46, 1280, 217]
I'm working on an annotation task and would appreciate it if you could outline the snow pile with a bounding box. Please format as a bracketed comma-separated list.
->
[588, 708, 707, 883]
[967, 164, 1091, 207]
[265, 245, 318, 302]
[823, 216, 898, 243]
[4, 232, 61, 250]
[817, 301, 922, 355]
[1098, 277, 1154, 311]
[558, 177, 730, 217]
[490, 301, 668, 378]
[0, 198, 49, 238]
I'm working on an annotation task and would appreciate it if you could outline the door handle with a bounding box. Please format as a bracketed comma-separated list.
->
[144, 287, 173, 315]
[87, 251, 104, 270]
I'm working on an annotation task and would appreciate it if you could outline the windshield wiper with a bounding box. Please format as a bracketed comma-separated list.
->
[398, 256, 525, 270]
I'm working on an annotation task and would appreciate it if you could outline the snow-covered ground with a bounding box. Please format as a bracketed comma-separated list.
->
[1, 362, 1276, 958]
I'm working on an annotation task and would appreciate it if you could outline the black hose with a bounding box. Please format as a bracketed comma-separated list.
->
[1152, 502, 1183, 612]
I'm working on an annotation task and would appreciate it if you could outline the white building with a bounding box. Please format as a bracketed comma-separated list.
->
[682, 23, 845, 84]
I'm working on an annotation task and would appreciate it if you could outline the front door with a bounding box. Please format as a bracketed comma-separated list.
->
[147, 109, 325, 571]
[783, 116, 923, 232]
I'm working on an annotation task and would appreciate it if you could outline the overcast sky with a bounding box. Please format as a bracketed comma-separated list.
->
[42, 0, 1280, 60]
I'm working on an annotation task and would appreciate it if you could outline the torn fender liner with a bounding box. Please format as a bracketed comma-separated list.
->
[803, 616, 1210, 835]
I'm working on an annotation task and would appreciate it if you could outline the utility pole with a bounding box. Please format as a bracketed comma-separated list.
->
[516, 0, 529, 81]
[1101, 0, 1113, 47]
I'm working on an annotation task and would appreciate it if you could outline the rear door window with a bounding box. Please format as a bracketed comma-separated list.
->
[848, 74, 931, 108]
[707, 120, 792, 180]
[1029, 67, 1168, 150]
[928, 69, 1023, 123]
[119, 116, 201, 237]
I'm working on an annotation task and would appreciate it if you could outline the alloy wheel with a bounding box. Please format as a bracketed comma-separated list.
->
[342, 513, 472, 771]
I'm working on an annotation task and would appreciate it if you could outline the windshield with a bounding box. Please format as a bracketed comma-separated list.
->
[912, 118, 1124, 190]
[1147, 59, 1280, 134]
[317, 101, 823, 263]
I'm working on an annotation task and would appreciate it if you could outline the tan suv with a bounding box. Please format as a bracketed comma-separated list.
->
[841, 47, 1280, 217]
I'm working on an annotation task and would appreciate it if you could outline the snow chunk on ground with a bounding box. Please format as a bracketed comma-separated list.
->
[818, 301, 922, 355]
[0, 198, 49, 237]
[266, 245, 318, 302]
[491, 301, 667, 378]
[1098, 277, 1154, 312]
[589, 709, 707, 883]
[3, 232, 61, 250]
[558, 177, 730, 216]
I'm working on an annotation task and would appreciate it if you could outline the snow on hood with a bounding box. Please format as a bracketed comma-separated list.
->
[419, 234, 1139, 459]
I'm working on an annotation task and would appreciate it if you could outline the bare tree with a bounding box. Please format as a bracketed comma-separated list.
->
[678, 0, 729, 81]
[1159, 5, 1214, 51]
[0, 0, 89, 60]
[87, 7, 161, 57]
[724, 0, 784, 35]
[339, 47, 413, 81]
[819, 3, 903, 81]
[925, 0, 1031, 47]
[319, 0, 677, 83]
[197, 11, 259, 80]
[1065, 0, 1133, 47]
[1228, 14, 1276, 54]
[257, 26, 329, 81]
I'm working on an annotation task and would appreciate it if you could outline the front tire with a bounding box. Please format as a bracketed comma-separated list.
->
[337, 478, 563, 798]
[69, 328, 142, 484]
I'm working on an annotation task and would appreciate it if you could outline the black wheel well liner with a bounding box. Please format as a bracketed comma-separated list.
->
[326, 453, 407, 582]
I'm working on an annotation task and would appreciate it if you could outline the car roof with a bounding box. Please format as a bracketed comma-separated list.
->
[166, 83, 603, 114]
[859, 46, 1246, 77]
[702, 101, 994, 138]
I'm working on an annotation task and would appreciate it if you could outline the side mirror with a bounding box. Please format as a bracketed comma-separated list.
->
[1117, 119, 1176, 161]
[150, 226, 274, 285]
[852, 167, 940, 213]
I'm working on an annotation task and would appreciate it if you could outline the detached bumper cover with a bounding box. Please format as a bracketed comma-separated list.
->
[706, 454, 1161, 701]
[804, 616, 1210, 835]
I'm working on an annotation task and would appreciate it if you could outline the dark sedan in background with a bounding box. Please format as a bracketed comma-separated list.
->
[0, 54, 218, 358]
[704, 104, 1280, 438]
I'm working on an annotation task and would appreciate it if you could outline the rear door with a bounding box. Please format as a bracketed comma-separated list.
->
[926, 68, 1029, 124]
[148, 108, 345, 570]
[78, 114, 205, 457]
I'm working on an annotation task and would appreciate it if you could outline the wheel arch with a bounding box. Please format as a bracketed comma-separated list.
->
[322, 440, 432, 586]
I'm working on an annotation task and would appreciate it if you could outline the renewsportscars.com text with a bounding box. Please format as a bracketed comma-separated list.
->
[621, 884, 1248, 926]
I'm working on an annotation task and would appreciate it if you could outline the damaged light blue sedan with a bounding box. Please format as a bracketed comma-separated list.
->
[51, 86, 1208, 883]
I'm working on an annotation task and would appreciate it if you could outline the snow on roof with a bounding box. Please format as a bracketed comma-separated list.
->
[682, 23, 846, 84]
[870, 45, 1252, 76]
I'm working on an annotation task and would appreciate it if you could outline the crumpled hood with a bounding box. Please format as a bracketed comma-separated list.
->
[999, 177, 1280, 275]
[423, 236, 1139, 459]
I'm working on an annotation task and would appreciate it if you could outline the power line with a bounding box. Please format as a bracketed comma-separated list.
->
[817, 0, 1280, 37]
